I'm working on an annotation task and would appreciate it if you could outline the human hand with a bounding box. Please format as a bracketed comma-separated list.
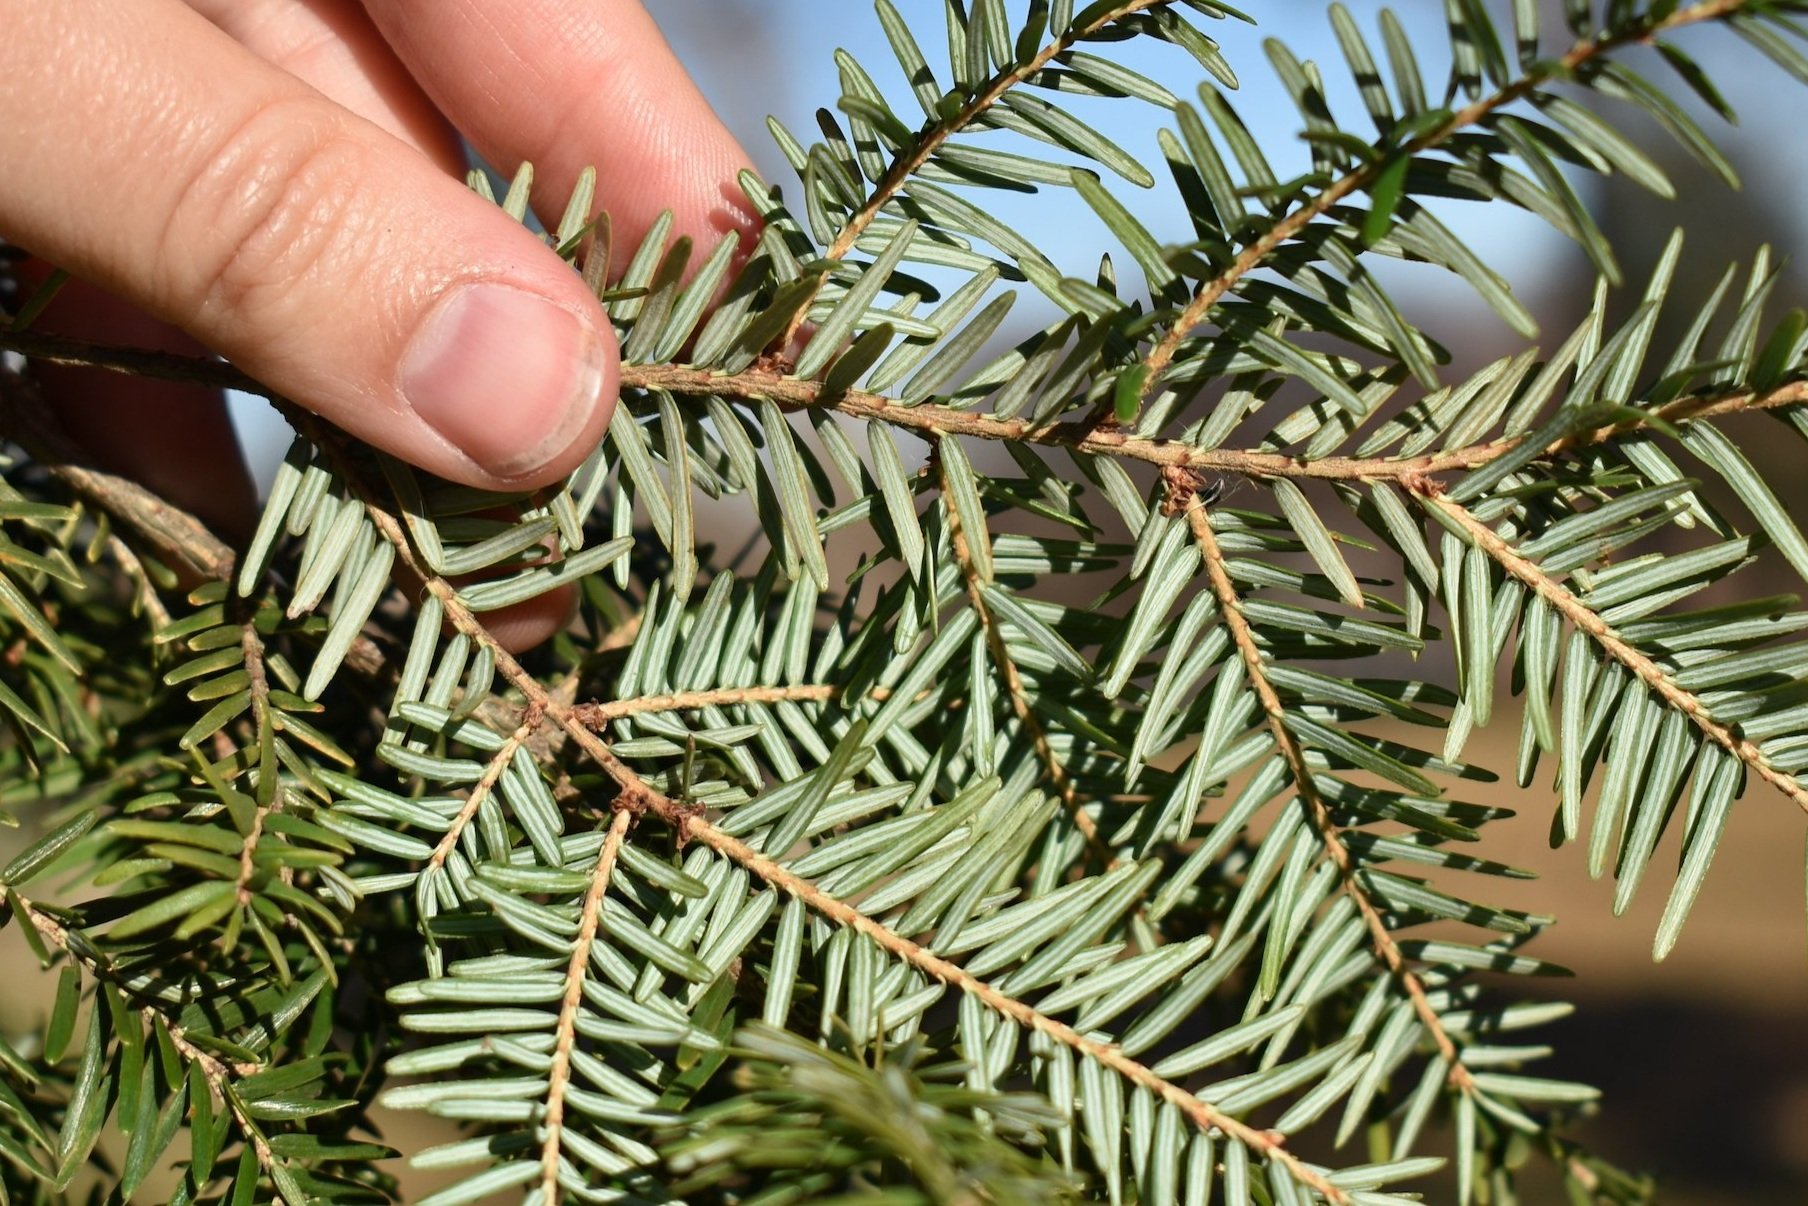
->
[0, 0, 755, 647]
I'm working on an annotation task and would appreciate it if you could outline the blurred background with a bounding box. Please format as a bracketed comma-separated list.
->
[7, 1, 1808, 1200]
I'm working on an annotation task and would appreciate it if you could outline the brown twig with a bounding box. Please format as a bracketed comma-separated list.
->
[779, 0, 1175, 352]
[428, 704, 547, 871]
[163, 1019, 287, 1202]
[4, 329, 1804, 491]
[106, 534, 172, 629]
[539, 806, 633, 1205]
[1179, 472, 1473, 1091]
[235, 623, 274, 905]
[1136, 0, 1754, 403]
[165, 1022, 286, 1202]
[1415, 485, 1808, 815]
[341, 443, 1345, 1202]
[673, 809, 1348, 1202]
[8, 890, 284, 1197]
[626, 362, 1808, 485]
[936, 440, 1115, 869]
[572, 683, 836, 727]
[9, 893, 263, 1078]
[323, 448, 675, 822]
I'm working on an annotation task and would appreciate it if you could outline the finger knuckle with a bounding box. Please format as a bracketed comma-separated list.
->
[162, 97, 380, 319]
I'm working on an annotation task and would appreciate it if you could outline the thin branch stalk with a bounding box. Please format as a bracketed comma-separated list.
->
[683, 814, 1350, 1201]
[1181, 481, 1473, 1091]
[106, 534, 172, 629]
[824, 0, 1170, 263]
[781, 0, 1174, 348]
[350, 448, 1344, 1203]
[9, 891, 283, 1198]
[1137, 0, 1754, 401]
[428, 707, 546, 870]
[572, 683, 836, 727]
[540, 807, 633, 1204]
[936, 441, 1114, 865]
[627, 361, 1808, 486]
[235, 623, 274, 905]
[10, 891, 262, 1081]
[6, 330, 1805, 490]
[340, 468, 672, 822]
[1417, 485, 1808, 814]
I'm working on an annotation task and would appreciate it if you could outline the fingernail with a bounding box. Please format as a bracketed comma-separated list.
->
[400, 283, 608, 479]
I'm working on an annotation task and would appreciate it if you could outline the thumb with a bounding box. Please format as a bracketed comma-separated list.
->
[0, 0, 615, 491]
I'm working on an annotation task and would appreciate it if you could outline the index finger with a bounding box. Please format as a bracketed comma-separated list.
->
[359, 0, 760, 265]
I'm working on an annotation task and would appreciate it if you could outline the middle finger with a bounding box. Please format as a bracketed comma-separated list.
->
[187, 0, 463, 169]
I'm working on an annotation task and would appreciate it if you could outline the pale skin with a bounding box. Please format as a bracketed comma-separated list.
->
[0, 0, 757, 649]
